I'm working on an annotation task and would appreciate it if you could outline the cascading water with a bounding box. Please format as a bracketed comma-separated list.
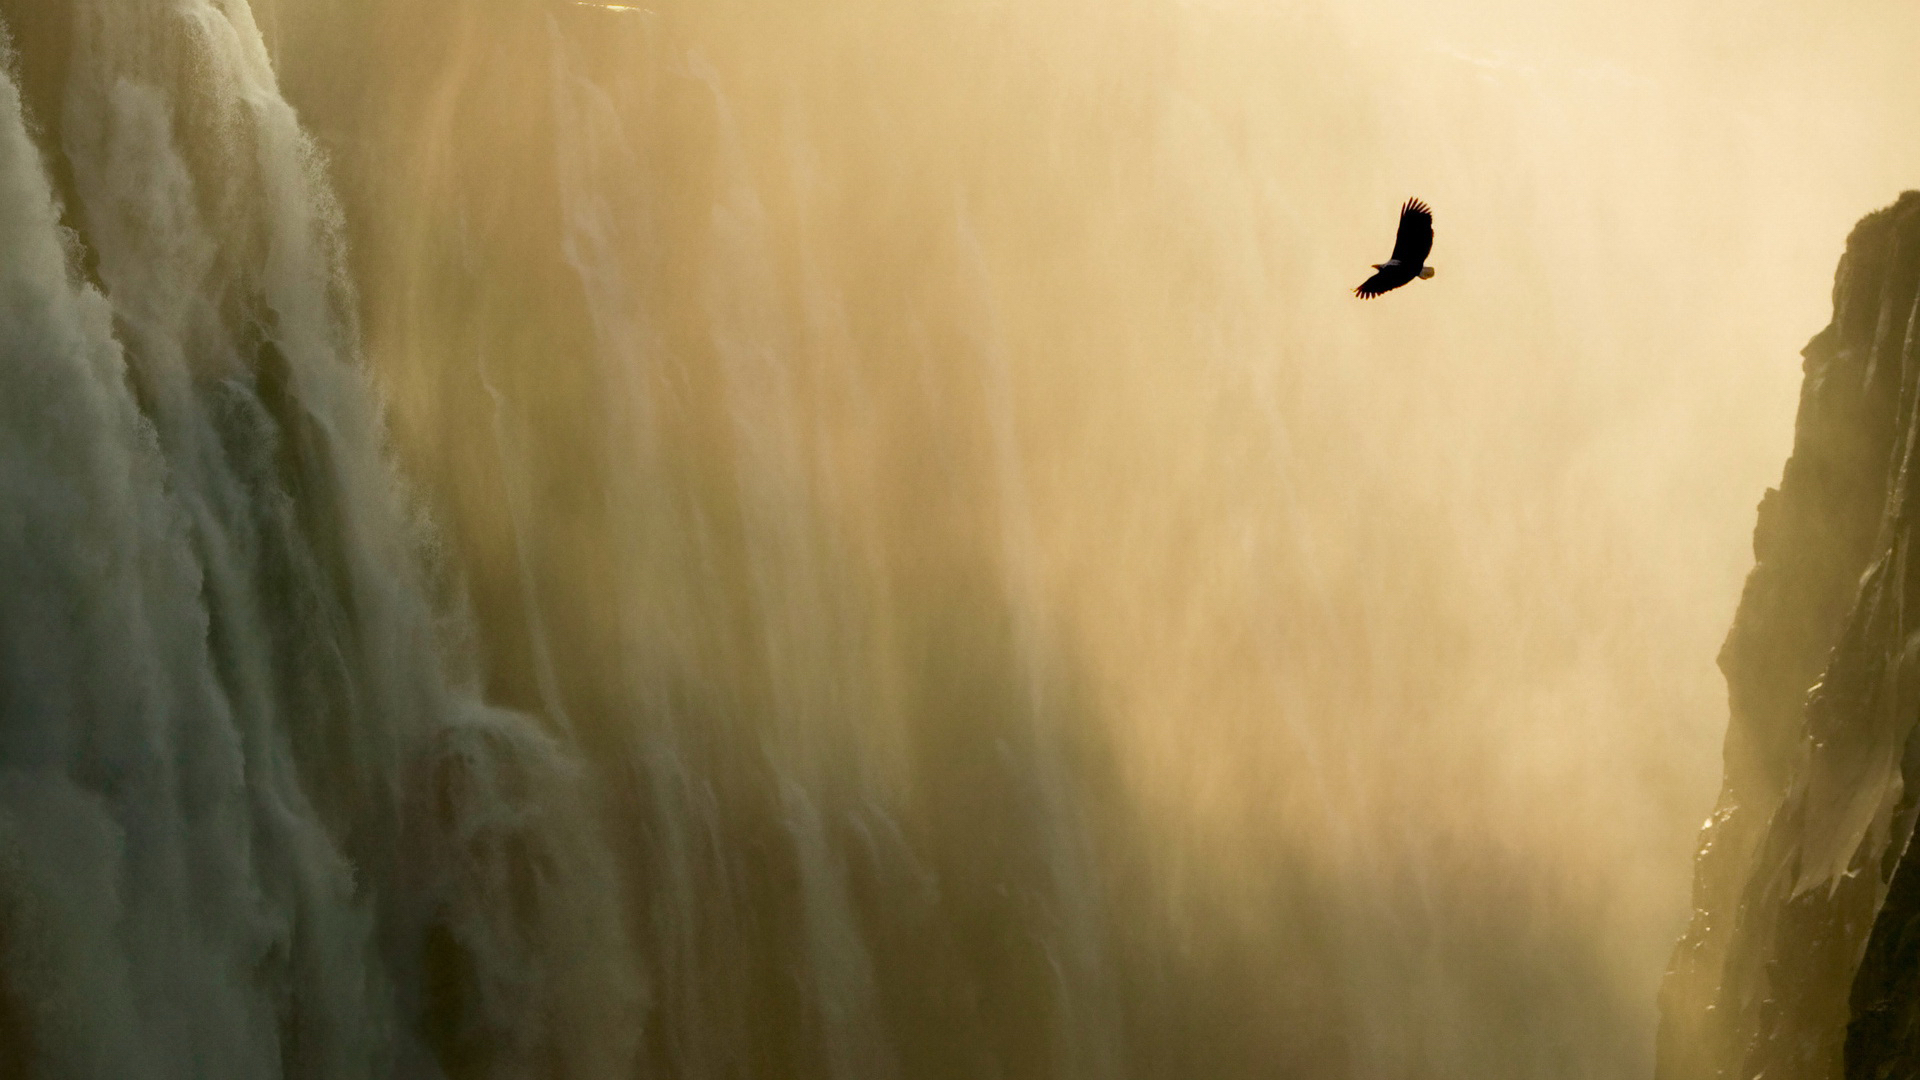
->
[0, 2, 637, 1074]
[5, 0, 1920, 1078]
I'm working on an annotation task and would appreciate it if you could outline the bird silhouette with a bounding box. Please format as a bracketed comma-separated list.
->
[1354, 199, 1435, 298]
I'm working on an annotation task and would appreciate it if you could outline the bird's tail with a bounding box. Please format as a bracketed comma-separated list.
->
[1419, 266, 1436, 279]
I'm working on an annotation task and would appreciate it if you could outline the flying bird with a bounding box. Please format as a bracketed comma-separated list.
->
[1353, 198, 1435, 299]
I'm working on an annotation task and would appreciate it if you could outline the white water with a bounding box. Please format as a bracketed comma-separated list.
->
[0, 3, 636, 1074]
[4, 0, 1920, 1078]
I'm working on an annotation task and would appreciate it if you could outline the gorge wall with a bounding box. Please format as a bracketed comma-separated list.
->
[7, 1, 1916, 1078]
[1661, 191, 1920, 1080]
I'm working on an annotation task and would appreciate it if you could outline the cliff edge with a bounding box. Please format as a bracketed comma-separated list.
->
[1660, 190, 1920, 1080]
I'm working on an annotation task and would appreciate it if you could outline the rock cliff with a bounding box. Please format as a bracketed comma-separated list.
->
[1661, 190, 1920, 1080]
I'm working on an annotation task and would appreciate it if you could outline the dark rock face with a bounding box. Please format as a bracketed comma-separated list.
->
[1660, 190, 1920, 1080]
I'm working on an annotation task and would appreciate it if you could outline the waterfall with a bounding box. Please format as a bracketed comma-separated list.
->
[0, 3, 637, 1075]
[5, 0, 1916, 1078]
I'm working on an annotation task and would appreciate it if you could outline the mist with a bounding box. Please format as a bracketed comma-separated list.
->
[1, 0, 1916, 1076]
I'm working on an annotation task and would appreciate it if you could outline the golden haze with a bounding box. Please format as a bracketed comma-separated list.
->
[255, 0, 1920, 1074]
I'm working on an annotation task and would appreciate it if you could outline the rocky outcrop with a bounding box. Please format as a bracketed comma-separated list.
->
[1660, 191, 1920, 1080]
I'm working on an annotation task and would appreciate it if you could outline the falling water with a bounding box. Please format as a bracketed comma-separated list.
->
[2, 0, 1920, 1077]
[0, 1, 638, 1074]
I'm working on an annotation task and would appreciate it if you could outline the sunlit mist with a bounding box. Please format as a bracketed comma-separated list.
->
[0, 0, 1915, 1076]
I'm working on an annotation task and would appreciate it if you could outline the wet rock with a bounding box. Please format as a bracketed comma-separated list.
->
[1660, 191, 1920, 1080]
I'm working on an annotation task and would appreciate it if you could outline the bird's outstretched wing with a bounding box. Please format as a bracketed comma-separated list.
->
[1354, 270, 1389, 298]
[1353, 263, 1416, 298]
[1388, 198, 1433, 266]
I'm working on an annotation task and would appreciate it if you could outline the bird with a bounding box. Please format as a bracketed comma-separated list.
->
[1353, 198, 1435, 299]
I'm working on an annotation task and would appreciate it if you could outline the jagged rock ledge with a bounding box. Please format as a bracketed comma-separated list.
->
[1660, 190, 1920, 1080]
